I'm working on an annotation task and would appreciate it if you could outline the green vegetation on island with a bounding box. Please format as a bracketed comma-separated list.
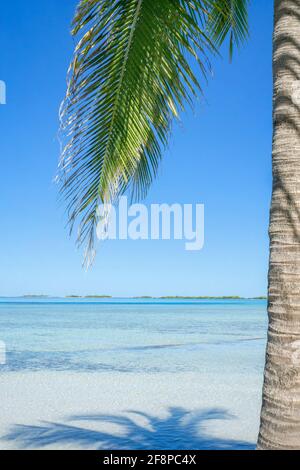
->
[18, 295, 266, 300]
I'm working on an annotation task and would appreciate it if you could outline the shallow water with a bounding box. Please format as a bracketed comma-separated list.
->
[0, 299, 267, 375]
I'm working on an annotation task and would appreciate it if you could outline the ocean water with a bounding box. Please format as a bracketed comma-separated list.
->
[0, 298, 267, 375]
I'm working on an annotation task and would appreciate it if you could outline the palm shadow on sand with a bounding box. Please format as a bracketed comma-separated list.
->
[4, 407, 254, 450]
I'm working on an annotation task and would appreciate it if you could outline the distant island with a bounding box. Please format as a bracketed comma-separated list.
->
[20, 295, 112, 299]
[17, 295, 267, 300]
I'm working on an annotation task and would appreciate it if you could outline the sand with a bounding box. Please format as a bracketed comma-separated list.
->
[0, 370, 262, 450]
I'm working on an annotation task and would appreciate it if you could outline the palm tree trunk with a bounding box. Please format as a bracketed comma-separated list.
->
[258, 0, 300, 450]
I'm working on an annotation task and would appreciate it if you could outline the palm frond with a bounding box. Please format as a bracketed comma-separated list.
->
[206, 0, 249, 60]
[58, 0, 249, 266]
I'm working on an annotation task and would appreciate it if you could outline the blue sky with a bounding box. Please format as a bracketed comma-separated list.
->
[0, 0, 273, 297]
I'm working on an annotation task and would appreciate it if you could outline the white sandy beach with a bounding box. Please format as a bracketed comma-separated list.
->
[0, 370, 261, 450]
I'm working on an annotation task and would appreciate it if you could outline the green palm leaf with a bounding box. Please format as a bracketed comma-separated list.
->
[207, 0, 249, 60]
[59, 0, 249, 266]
